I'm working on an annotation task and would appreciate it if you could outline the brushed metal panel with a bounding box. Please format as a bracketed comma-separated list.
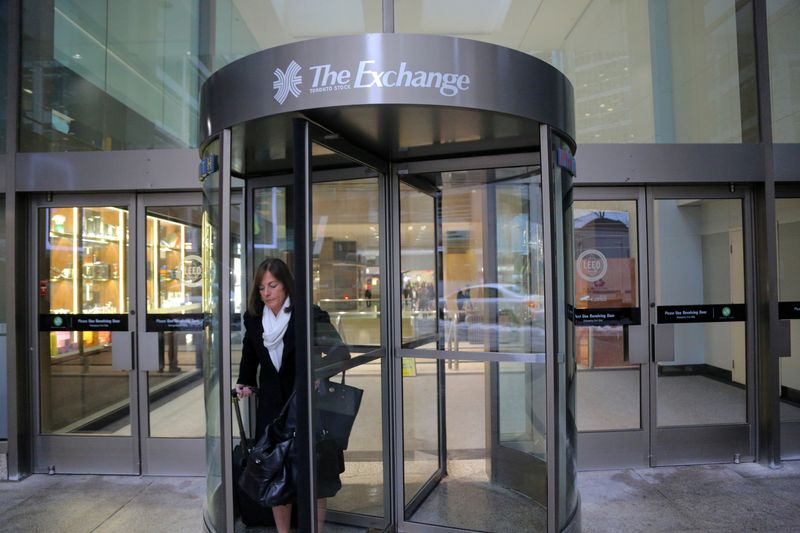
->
[200, 34, 575, 147]
[577, 431, 650, 470]
[142, 437, 204, 475]
[775, 144, 800, 182]
[16, 149, 200, 192]
[628, 324, 649, 364]
[574, 144, 764, 184]
[653, 425, 751, 465]
[653, 324, 675, 362]
[35, 435, 138, 474]
[777, 319, 791, 358]
[780, 421, 800, 460]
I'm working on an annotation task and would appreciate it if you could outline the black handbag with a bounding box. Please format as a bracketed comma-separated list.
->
[238, 391, 298, 508]
[316, 374, 363, 450]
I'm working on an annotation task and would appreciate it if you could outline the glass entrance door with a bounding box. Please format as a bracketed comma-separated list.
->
[572, 186, 754, 468]
[136, 193, 206, 474]
[777, 193, 800, 459]
[34, 195, 138, 474]
[34, 193, 210, 475]
[648, 188, 754, 465]
[572, 188, 650, 469]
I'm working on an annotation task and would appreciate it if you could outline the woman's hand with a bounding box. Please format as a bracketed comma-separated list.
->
[235, 384, 254, 398]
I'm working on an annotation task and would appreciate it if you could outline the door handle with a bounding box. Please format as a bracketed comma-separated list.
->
[111, 331, 135, 371]
[627, 324, 649, 364]
[778, 320, 792, 358]
[140, 331, 161, 371]
[652, 323, 675, 362]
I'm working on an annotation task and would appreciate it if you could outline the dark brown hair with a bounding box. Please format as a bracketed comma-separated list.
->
[247, 258, 294, 316]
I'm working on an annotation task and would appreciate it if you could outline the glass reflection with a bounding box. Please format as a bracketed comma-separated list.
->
[404, 360, 546, 533]
[573, 200, 641, 431]
[402, 358, 440, 505]
[38, 206, 130, 435]
[313, 178, 381, 347]
[399, 164, 548, 531]
[309, 148, 384, 524]
[431, 167, 543, 354]
[768, 0, 800, 142]
[396, 0, 755, 144]
[21, 0, 206, 151]
[213, 0, 383, 69]
[145, 205, 205, 438]
[400, 183, 437, 348]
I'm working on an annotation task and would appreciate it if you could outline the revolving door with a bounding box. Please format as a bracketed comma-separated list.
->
[200, 34, 579, 533]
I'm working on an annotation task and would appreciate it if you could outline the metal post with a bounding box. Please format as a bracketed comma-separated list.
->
[752, 0, 781, 468]
[5, 0, 31, 480]
[293, 118, 317, 532]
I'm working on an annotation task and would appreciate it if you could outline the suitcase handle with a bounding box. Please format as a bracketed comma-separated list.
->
[231, 387, 258, 455]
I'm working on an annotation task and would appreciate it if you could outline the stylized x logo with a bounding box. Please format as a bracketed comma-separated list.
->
[273, 61, 303, 104]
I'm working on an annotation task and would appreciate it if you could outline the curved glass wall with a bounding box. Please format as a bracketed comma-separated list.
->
[202, 121, 578, 532]
[201, 137, 224, 532]
[396, 0, 759, 144]
[768, 0, 800, 142]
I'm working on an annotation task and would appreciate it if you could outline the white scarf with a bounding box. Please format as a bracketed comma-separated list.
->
[262, 296, 291, 371]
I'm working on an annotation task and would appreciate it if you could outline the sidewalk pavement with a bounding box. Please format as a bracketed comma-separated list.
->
[1, 462, 799, 532]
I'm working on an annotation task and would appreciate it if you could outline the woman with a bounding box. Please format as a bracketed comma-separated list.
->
[235, 257, 349, 532]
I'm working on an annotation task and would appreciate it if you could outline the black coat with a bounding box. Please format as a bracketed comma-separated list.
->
[237, 305, 350, 439]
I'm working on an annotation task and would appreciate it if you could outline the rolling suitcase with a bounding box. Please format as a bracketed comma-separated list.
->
[231, 389, 276, 528]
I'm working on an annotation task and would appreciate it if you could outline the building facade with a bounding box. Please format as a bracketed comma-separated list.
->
[1, 0, 799, 531]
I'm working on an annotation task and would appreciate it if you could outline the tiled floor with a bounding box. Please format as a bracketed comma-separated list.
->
[1, 462, 799, 532]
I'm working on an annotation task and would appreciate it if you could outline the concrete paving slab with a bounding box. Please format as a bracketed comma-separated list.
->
[93, 477, 205, 533]
[577, 469, 662, 503]
[581, 497, 697, 533]
[0, 476, 148, 533]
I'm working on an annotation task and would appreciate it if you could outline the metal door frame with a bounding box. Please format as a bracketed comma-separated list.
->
[135, 192, 205, 475]
[646, 185, 757, 466]
[572, 186, 651, 469]
[30, 192, 140, 475]
[775, 184, 800, 460]
[394, 174, 447, 520]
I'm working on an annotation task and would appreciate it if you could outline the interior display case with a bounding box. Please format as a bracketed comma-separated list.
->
[145, 211, 202, 315]
[43, 206, 129, 358]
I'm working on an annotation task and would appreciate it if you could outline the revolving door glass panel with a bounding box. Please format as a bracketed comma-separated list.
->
[309, 142, 387, 527]
[201, 137, 225, 533]
[399, 163, 549, 532]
